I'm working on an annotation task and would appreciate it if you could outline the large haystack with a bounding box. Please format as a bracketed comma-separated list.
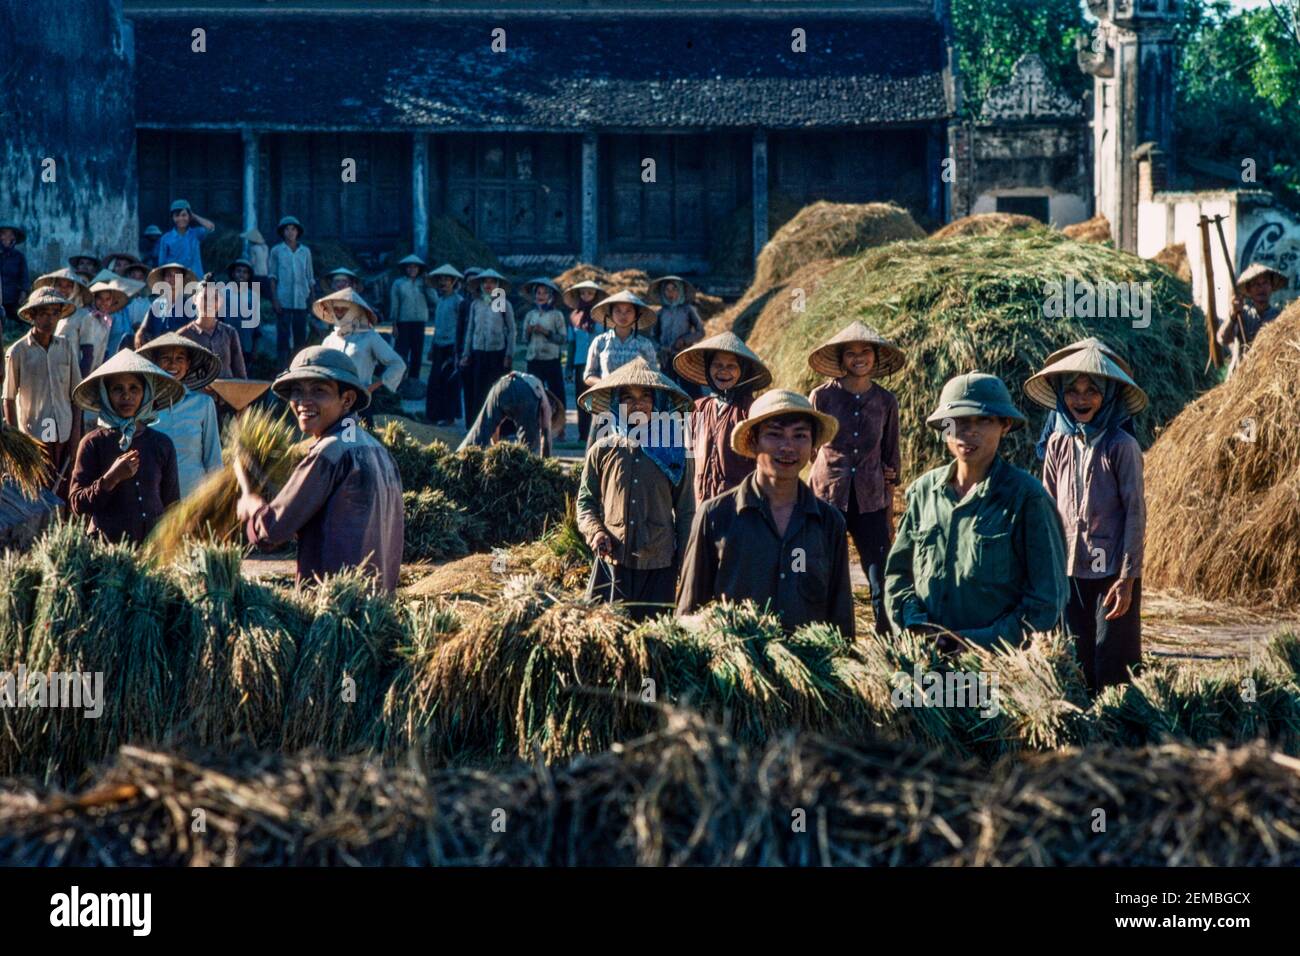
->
[1145, 302, 1300, 606]
[1152, 243, 1192, 284]
[930, 213, 1045, 240]
[1062, 214, 1112, 243]
[754, 201, 925, 291]
[751, 232, 1212, 479]
[554, 263, 726, 321]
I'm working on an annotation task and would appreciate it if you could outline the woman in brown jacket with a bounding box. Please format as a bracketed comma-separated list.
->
[672, 331, 771, 506]
[68, 349, 184, 545]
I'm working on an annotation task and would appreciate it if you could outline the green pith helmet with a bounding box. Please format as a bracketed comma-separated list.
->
[272, 346, 371, 412]
[925, 372, 1027, 432]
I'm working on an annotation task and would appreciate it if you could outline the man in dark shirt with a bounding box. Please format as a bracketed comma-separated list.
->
[0, 224, 29, 330]
[676, 389, 855, 638]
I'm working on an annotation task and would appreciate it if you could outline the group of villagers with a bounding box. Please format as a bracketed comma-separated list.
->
[573, 321, 1148, 693]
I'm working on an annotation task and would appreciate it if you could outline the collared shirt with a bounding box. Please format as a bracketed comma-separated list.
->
[809, 380, 900, 515]
[690, 394, 754, 505]
[576, 433, 695, 571]
[884, 455, 1068, 648]
[268, 242, 315, 310]
[568, 316, 597, 368]
[463, 296, 516, 356]
[150, 389, 222, 498]
[1042, 429, 1145, 579]
[69, 425, 180, 545]
[157, 225, 210, 276]
[677, 473, 854, 637]
[3, 330, 81, 442]
[246, 420, 405, 592]
[432, 290, 463, 346]
[177, 320, 247, 379]
[321, 329, 406, 394]
[583, 330, 659, 380]
[522, 306, 568, 362]
[56, 308, 111, 371]
[655, 303, 702, 353]
[389, 276, 433, 326]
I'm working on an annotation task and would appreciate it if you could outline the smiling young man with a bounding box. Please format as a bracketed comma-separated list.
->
[676, 389, 854, 638]
[885, 372, 1067, 650]
[235, 347, 404, 592]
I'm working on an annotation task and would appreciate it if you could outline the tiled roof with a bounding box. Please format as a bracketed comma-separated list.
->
[131, 13, 949, 130]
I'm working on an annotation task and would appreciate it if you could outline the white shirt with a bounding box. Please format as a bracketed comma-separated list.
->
[322, 329, 407, 393]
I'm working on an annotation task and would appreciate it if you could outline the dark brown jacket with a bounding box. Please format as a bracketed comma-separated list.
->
[690, 395, 754, 505]
[69, 426, 180, 545]
[809, 379, 899, 514]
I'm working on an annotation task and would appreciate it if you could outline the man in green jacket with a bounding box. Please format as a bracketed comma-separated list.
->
[885, 372, 1067, 649]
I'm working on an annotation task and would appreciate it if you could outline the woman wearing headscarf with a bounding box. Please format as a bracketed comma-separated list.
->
[672, 331, 771, 505]
[1032, 337, 1137, 460]
[1025, 344, 1148, 691]
[317, 287, 406, 426]
[576, 358, 695, 620]
[68, 350, 184, 545]
[807, 322, 905, 637]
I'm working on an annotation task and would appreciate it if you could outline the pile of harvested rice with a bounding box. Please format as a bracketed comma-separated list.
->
[1152, 243, 1193, 283]
[930, 212, 1045, 240]
[553, 263, 725, 321]
[1144, 302, 1300, 606]
[750, 232, 1213, 478]
[402, 488, 484, 562]
[1062, 214, 1112, 243]
[0, 426, 51, 500]
[6, 711, 1300, 866]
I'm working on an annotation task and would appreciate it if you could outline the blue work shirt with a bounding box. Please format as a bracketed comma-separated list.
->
[156, 225, 210, 276]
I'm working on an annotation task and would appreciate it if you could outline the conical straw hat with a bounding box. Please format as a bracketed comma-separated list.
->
[807, 321, 906, 378]
[729, 389, 839, 458]
[73, 348, 185, 413]
[312, 287, 379, 326]
[577, 357, 692, 415]
[146, 262, 199, 291]
[590, 290, 657, 330]
[672, 331, 772, 390]
[135, 332, 222, 391]
[210, 379, 273, 411]
[16, 288, 75, 323]
[1042, 336, 1133, 378]
[1024, 345, 1148, 415]
[563, 279, 606, 309]
[1236, 262, 1288, 293]
[648, 275, 697, 304]
[33, 268, 91, 306]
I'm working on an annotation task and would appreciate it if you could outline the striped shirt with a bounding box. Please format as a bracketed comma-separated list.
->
[583, 330, 659, 381]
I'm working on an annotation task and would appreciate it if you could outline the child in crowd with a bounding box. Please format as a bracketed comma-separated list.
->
[68, 349, 183, 545]
[676, 388, 853, 637]
[389, 254, 433, 385]
[268, 215, 316, 367]
[87, 270, 134, 361]
[885, 373, 1067, 650]
[3, 289, 83, 498]
[582, 291, 659, 389]
[134, 262, 200, 347]
[156, 199, 215, 276]
[577, 359, 695, 620]
[241, 227, 270, 279]
[807, 322, 905, 636]
[317, 287, 406, 426]
[178, 280, 248, 380]
[141, 224, 163, 269]
[136, 333, 224, 498]
[225, 257, 262, 359]
[520, 277, 568, 437]
[459, 268, 516, 423]
[425, 264, 465, 425]
[649, 275, 704, 398]
[674, 330, 771, 505]
[564, 280, 605, 442]
[1026, 345, 1148, 691]
[236, 347, 405, 592]
[68, 253, 100, 283]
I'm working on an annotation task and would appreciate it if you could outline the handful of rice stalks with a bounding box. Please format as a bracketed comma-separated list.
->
[0, 425, 51, 500]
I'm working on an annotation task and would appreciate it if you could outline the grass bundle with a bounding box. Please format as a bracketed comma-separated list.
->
[144, 405, 306, 564]
[378, 600, 464, 758]
[754, 201, 924, 291]
[1061, 214, 1112, 243]
[402, 488, 483, 562]
[1144, 302, 1300, 606]
[748, 232, 1212, 479]
[929, 212, 1046, 240]
[0, 426, 51, 500]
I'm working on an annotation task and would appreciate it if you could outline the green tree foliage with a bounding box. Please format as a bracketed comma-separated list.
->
[1177, 0, 1300, 205]
[950, 0, 1088, 116]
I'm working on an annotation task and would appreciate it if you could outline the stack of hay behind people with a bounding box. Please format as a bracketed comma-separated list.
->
[555, 263, 726, 322]
[1144, 301, 1300, 606]
[749, 231, 1213, 478]
[1061, 214, 1112, 243]
[929, 212, 1045, 240]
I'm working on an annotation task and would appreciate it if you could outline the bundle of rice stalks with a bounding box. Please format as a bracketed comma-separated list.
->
[145, 405, 307, 564]
[553, 263, 726, 321]
[0, 425, 51, 500]
[282, 570, 405, 753]
[402, 488, 482, 562]
[373, 420, 448, 490]
[754, 201, 924, 292]
[378, 600, 464, 757]
[1145, 302, 1300, 605]
[1061, 214, 1112, 243]
[753, 232, 1211, 478]
[929, 212, 1045, 240]
[510, 497, 592, 591]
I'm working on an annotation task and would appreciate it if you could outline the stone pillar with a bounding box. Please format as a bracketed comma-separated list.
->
[242, 128, 260, 239]
[412, 132, 430, 260]
[581, 132, 598, 265]
[752, 128, 769, 264]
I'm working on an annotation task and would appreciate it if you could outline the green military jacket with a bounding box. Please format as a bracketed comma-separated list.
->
[884, 454, 1067, 648]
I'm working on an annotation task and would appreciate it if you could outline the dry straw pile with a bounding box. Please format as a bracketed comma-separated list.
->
[1062, 214, 1112, 243]
[6, 711, 1300, 866]
[553, 263, 726, 321]
[749, 232, 1212, 478]
[929, 212, 1045, 240]
[0, 426, 51, 500]
[1144, 301, 1300, 606]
